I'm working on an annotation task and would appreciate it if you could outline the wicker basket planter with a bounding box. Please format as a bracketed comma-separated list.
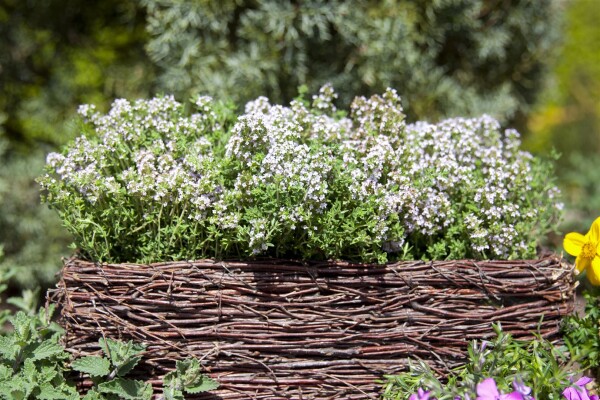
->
[50, 255, 575, 399]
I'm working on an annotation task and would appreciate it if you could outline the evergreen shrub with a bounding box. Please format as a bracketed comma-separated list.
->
[142, 0, 560, 124]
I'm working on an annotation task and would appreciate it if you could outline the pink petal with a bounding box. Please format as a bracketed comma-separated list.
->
[500, 392, 524, 400]
[477, 378, 500, 399]
[562, 387, 580, 400]
[575, 376, 594, 387]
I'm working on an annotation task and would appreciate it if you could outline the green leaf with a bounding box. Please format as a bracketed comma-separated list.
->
[0, 336, 16, 361]
[175, 358, 198, 377]
[97, 377, 153, 400]
[99, 338, 145, 368]
[184, 376, 219, 394]
[8, 288, 40, 314]
[42, 322, 66, 337]
[173, 358, 219, 393]
[37, 365, 59, 384]
[10, 311, 34, 344]
[82, 389, 104, 400]
[162, 384, 184, 400]
[0, 365, 12, 381]
[38, 382, 79, 400]
[8, 389, 26, 400]
[0, 381, 13, 399]
[22, 359, 37, 383]
[116, 355, 142, 377]
[162, 370, 176, 386]
[32, 340, 65, 361]
[6, 373, 33, 400]
[71, 356, 111, 377]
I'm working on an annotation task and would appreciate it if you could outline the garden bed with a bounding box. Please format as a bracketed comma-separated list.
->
[49, 255, 575, 399]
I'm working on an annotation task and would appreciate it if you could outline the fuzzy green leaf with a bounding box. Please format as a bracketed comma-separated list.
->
[97, 377, 153, 400]
[71, 356, 111, 377]
[116, 355, 142, 377]
[32, 340, 65, 361]
[0, 381, 14, 400]
[4, 374, 32, 400]
[38, 382, 79, 400]
[22, 359, 37, 382]
[99, 338, 145, 368]
[161, 383, 185, 400]
[172, 358, 219, 393]
[82, 389, 104, 400]
[185, 376, 219, 394]
[0, 336, 16, 361]
[10, 312, 33, 344]
[0, 365, 12, 381]
[37, 365, 59, 384]
[162, 370, 176, 387]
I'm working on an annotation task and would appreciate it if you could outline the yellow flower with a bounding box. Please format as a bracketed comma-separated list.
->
[564, 217, 600, 285]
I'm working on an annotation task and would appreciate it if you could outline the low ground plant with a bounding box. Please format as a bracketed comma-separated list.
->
[563, 291, 600, 378]
[0, 259, 217, 400]
[0, 306, 217, 400]
[382, 324, 590, 400]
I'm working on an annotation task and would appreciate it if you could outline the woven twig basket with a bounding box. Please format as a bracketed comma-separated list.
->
[49, 255, 575, 399]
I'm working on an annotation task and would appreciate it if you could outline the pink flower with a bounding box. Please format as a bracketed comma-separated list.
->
[563, 376, 598, 400]
[476, 378, 524, 400]
[409, 388, 431, 400]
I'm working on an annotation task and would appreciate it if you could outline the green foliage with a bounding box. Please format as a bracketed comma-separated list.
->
[142, 0, 560, 125]
[0, 0, 153, 146]
[525, 0, 600, 159]
[162, 358, 219, 399]
[382, 324, 579, 400]
[0, 267, 218, 399]
[0, 309, 79, 400]
[8, 288, 42, 316]
[71, 338, 218, 400]
[39, 88, 562, 263]
[72, 338, 151, 399]
[94, 378, 152, 400]
[562, 291, 600, 374]
[98, 338, 146, 379]
[522, 0, 600, 243]
[561, 152, 600, 234]
[71, 357, 111, 378]
[0, 251, 16, 327]
[0, 322, 217, 400]
[0, 137, 72, 289]
[0, 0, 154, 290]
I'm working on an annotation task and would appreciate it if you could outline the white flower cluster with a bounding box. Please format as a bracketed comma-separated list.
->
[42, 96, 221, 221]
[40, 87, 562, 262]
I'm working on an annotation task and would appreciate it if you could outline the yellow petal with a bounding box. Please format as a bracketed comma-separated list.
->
[590, 217, 600, 243]
[576, 254, 592, 273]
[588, 256, 600, 286]
[564, 232, 585, 257]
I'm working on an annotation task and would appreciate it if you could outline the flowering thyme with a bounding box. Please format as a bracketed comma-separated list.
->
[39, 87, 562, 263]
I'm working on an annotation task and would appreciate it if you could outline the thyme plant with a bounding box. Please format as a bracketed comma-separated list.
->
[39, 86, 562, 263]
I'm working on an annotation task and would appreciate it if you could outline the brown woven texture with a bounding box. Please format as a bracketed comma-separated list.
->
[49, 255, 575, 399]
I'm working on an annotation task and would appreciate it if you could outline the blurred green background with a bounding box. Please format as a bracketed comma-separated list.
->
[0, 0, 597, 290]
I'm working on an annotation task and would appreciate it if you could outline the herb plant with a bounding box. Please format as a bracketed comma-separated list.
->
[160, 358, 219, 400]
[39, 86, 562, 263]
[0, 309, 79, 399]
[563, 291, 600, 376]
[71, 338, 218, 399]
[0, 255, 219, 399]
[71, 338, 152, 400]
[382, 325, 580, 400]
